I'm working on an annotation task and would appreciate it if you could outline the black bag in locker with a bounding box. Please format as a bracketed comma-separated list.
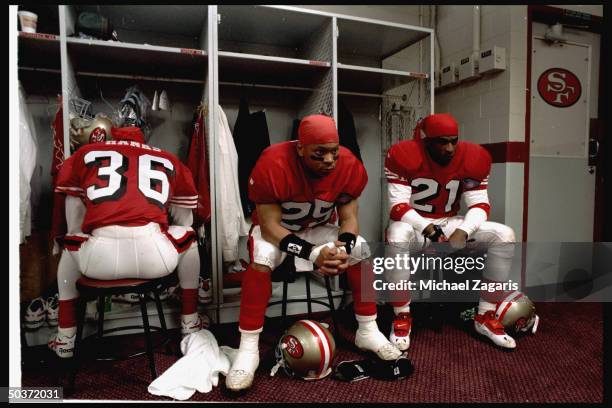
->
[75, 12, 116, 41]
[233, 96, 271, 217]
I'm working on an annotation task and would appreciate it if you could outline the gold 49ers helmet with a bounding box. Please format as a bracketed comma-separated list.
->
[69, 113, 114, 149]
[495, 291, 540, 334]
[272, 320, 336, 380]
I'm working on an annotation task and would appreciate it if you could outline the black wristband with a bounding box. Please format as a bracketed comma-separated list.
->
[338, 232, 357, 255]
[279, 234, 315, 260]
[426, 225, 444, 242]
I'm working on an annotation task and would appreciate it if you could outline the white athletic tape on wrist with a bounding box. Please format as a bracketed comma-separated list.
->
[308, 242, 337, 264]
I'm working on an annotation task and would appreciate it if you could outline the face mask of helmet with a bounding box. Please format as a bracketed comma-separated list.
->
[270, 320, 336, 381]
[117, 86, 151, 130]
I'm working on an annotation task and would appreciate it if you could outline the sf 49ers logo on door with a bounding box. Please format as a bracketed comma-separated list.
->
[282, 335, 304, 358]
[537, 68, 582, 108]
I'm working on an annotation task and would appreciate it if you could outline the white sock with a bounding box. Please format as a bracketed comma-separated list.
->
[230, 329, 261, 373]
[393, 304, 411, 316]
[478, 299, 497, 315]
[58, 326, 76, 337]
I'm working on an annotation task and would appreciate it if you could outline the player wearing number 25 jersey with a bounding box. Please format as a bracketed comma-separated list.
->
[384, 113, 526, 352]
[226, 115, 402, 392]
[48, 126, 204, 359]
[249, 140, 367, 231]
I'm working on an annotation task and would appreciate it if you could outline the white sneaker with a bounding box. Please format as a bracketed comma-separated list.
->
[45, 294, 59, 327]
[474, 310, 516, 349]
[226, 350, 259, 391]
[389, 312, 412, 351]
[355, 326, 402, 360]
[23, 297, 46, 331]
[198, 276, 212, 304]
[48, 328, 76, 358]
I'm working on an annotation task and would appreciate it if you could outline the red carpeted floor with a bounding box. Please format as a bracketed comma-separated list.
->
[21, 302, 603, 403]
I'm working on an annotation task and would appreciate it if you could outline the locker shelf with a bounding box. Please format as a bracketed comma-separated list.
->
[74, 5, 208, 49]
[338, 63, 428, 94]
[218, 51, 330, 88]
[66, 37, 207, 82]
[18, 32, 61, 70]
[337, 17, 430, 62]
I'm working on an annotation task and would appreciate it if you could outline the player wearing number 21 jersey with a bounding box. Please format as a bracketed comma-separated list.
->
[384, 113, 527, 352]
[225, 115, 403, 392]
[48, 127, 204, 359]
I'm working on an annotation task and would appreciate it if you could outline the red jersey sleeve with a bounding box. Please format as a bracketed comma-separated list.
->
[54, 151, 85, 198]
[169, 160, 198, 209]
[248, 155, 286, 204]
[343, 157, 368, 199]
[384, 141, 423, 186]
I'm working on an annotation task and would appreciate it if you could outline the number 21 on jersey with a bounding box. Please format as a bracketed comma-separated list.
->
[411, 178, 460, 213]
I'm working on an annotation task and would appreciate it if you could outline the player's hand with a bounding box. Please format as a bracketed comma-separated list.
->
[423, 224, 448, 242]
[448, 229, 468, 249]
[334, 241, 351, 269]
[315, 246, 349, 275]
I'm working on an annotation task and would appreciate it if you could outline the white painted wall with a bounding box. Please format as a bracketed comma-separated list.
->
[435, 5, 528, 239]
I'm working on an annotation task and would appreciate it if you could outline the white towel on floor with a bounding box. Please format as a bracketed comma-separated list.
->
[148, 330, 231, 400]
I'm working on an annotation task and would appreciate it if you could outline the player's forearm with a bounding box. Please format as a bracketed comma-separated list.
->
[260, 221, 292, 247]
[337, 199, 359, 236]
[65, 195, 85, 234]
[457, 207, 488, 237]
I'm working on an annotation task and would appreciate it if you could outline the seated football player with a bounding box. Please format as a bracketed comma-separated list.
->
[48, 126, 204, 358]
[384, 113, 521, 350]
[226, 114, 402, 392]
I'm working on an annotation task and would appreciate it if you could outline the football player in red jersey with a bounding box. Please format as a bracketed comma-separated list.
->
[384, 113, 522, 350]
[47, 126, 204, 358]
[226, 115, 402, 392]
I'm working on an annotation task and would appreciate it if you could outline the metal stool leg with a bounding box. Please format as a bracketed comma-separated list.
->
[96, 296, 105, 340]
[139, 293, 157, 380]
[281, 278, 289, 328]
[305, 273, 312, 319]
[152, 288, 171, 354]
[324, 276, 339, 338]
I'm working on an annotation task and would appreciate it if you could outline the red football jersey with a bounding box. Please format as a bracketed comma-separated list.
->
[55, 138, 198, 234]
[385, 140, 491, 218]
[249, 141, 368, 232]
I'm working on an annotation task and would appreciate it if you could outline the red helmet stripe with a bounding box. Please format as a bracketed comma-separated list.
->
[298, 320, 331, 378]
[496, 291, 524, 321]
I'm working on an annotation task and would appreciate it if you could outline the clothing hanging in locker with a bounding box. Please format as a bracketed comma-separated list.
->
[232, 96, 271, 217]
[217, 105, 249, 262]
[186, 105, 211, 224]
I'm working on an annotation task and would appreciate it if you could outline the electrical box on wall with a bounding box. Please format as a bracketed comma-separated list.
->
[458, 55, 480, 82]
[440, 63, 457, 87]
[479, 46, 506, 74]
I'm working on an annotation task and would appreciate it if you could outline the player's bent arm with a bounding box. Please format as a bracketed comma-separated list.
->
[387, 181, 431, 234]
[458, 188, 491, 237]
[169, 205, 194, 227]
[337, 199, 359, 236]
[65, 195, 86, 234]
[256, 203, 292, 247]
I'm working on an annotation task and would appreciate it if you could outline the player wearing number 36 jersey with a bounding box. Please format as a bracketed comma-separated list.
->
[55, 127, 198, 233]
[384, 113, 530, 352]
[48, 127, 205, 359]
[226, 115, 403, 392]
